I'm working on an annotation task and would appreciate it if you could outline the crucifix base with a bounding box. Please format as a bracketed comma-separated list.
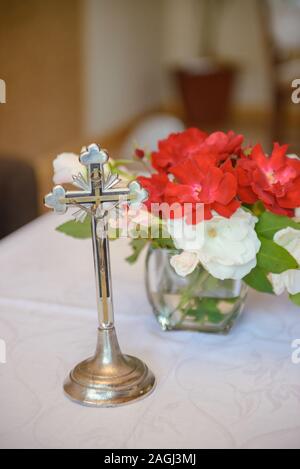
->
[63, 327, 156, 407]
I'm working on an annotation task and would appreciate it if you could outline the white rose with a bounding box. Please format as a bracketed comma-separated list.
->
[270, 270, 300, 296]
[168, 208, 261, 281]
[170, 251, 199, 277]
[167, 218, 205, 252]
[128, 207, 158, 228]
[270, 227, 300, 295]
[120, 207, 161, 238]
[198, 209, 261, 280]
[53, 153, 87, 186]
[274, 227, 300, 264]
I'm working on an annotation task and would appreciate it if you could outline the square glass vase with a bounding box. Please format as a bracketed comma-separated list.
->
[145, 248, 248, 334]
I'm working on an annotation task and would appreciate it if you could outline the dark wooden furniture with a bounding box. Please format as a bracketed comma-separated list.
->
[0, 158, 38, 239]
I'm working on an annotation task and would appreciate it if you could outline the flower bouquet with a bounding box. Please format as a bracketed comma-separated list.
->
[54, 129, 300, 333]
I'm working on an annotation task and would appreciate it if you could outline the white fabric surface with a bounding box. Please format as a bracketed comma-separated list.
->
[0, 214, 300, 449]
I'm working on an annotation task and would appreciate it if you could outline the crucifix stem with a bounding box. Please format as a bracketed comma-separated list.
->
[91, 215, 114, 330]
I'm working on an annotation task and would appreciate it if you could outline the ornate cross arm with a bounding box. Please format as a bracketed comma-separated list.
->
[45, 144, 148, 216]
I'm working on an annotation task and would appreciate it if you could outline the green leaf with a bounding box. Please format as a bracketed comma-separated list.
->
[244, 266, 274, 294]
[251, 201, 266, 217]
[108, 164, 133, 180]
[111, 159, 138, 167]
[126, 239, 149, 264]
[108, 227, 122, 241]
[257, 237, 298, 273]
[290, 293, 300, 307]
[186, 307, 206, 322]
[256, 211, 300, 240]
[187, 298, 223, 324]
[56, 218, 91, 239]
[151, 237, 176, 250]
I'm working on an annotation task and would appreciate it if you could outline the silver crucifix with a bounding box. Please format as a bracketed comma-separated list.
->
[45, 144, 155, 407]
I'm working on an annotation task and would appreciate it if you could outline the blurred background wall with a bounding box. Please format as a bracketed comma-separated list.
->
[83, 0, 273, 136]
[0, 0, 83, 157]
[83, 0, 164, 138]
[0, 0, 299, 235]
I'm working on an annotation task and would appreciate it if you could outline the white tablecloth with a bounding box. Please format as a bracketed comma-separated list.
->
[0, 214, 299, 449]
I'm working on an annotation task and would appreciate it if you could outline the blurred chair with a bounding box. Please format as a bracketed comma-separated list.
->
[0, 158, 38, 239]
[258, 0, 300, 143]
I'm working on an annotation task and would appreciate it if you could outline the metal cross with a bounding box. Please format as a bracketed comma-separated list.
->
[45, 143, 148, 329]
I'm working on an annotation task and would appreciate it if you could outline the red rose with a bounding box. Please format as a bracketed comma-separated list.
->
[137, 173, 169, 211]
[194, 130, 244, 164]
[151, 128, 207, 173]
[236, 143, 300, 216]
[165, 158, 240, 221]
[138, 173, 185, 220]
[151, 128, 244, 173]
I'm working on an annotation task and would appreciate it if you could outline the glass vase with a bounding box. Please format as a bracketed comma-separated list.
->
[145, 248, 248, 334]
